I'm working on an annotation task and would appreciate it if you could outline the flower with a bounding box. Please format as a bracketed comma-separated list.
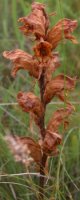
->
[44, 74, 76, 104]
[47, 106, 73, 132]
[18, 2, 49, 39]
[43, 130, 62, 155]
[34, 40, 52, 58]
[3, 49, 40, 78]
[46, 18, 78, 49]
[17, 92, 44, 127]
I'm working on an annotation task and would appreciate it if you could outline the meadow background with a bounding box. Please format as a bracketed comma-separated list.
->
[0, 0, 80, 199]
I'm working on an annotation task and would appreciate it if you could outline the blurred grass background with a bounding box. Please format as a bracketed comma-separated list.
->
[0, 0, 80, 199]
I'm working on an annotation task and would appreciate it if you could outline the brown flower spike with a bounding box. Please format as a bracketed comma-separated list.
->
[3, 2, 78, 200]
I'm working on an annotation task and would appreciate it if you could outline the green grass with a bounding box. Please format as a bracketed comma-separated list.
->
[0, 0, 80, 199]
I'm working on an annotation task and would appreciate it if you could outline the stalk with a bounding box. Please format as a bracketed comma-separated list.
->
[38, 72, 48, 200]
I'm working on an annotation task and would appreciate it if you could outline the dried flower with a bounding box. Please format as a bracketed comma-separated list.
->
[17, 91, 44, 127]
[47, 105, 73, 132]
[18, 2, 49, 39]
[34, 40, 52, 58]
[43, 131, 62, 155]
[3, 49, 40, 78]
[46, 19, 78, 49]
[44, 74, 76, 104]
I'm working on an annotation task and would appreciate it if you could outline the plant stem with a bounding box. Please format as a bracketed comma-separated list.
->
[39, 153, 47, 200]
[39, 72, 48, 200]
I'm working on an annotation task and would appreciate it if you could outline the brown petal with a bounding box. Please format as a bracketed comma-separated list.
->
[17, 92, 44, 126]
[46, 19, 78, 49]
[44, 74, 75, 104]
[43, 130, 62, 155]
[5, 135, 42, 165]
[3, 49, 39, 78]
[47, 106, 73, 132]
[19, 2, 49, 39]
[34, 41, 52, 58]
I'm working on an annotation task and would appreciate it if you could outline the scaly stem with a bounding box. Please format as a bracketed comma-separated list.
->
[39, 72, 48, 200]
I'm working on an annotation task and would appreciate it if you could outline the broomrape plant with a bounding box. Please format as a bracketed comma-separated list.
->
[3, 2, 78, 200]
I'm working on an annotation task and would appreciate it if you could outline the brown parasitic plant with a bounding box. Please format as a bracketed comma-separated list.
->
[3, 2, 78, 200]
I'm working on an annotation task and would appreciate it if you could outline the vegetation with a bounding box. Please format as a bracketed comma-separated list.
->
[0, 0, 80, 200]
